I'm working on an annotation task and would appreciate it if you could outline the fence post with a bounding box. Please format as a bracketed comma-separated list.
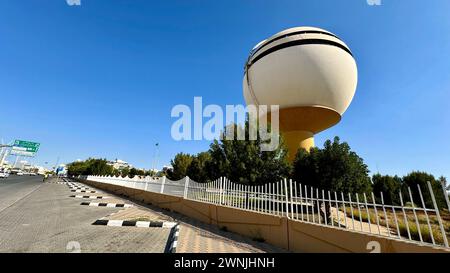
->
[219, 177, 223, 205]
[183, 176, 190, 199]
[144, 180, 149, 191]
[160, 176, 166, 193]
[427, 181, 449, 247]
[284, 178, 289, 218]
[289, 179, 294, 219]
[440, 179, 450, 213]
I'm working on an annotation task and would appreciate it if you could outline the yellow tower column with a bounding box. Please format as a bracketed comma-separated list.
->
[283, 130, 314, 161]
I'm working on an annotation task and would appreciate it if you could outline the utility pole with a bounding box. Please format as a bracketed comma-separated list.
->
[151, 143, 159, 177]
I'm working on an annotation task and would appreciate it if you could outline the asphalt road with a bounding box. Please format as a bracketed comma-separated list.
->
[0, 175, 44, 213]
[0, 176, 171, 253]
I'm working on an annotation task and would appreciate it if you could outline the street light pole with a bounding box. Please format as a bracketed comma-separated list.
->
[151, 143, 159, 177]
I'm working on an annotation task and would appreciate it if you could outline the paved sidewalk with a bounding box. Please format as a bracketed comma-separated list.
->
[102, 207, 170, 222]
[176, 222, 285, 253]
[0, 180, 170, 253]
[97, 193, 289, 253]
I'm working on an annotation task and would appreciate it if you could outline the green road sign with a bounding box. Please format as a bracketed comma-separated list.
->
[11, 140, 40, 157]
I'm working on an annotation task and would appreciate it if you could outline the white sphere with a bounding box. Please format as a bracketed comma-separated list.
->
[243, 26, 357, 116]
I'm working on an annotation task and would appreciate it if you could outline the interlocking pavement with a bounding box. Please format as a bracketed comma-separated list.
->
[0, 177, 287, 253]
[0, 178, 170, 253]
[175, 218, 287, 253]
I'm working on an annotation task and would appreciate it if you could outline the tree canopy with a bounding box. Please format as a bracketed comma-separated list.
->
[167, 153, 194, 180]
[169, 117, 291, 185]
[402, 171, 447, 209]
[292, 136, 372, 194]
[372, 174, 402, 205]
[67, 158, 113, 176]
[204, 121, 291, 185]
[186, 152, 211, 183]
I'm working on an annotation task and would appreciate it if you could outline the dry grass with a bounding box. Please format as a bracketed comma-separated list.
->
[343, 207, 450, 245]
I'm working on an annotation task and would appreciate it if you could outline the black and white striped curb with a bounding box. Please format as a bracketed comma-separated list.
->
[68, 184, 85, 188]
[166, 224, 180, 253]
[69, 187, 90, 190]
[71, 190, 97, 193]
[92, 219, 177, 228]
[70, 195, 110, 199]
[80, 202, 132, 208]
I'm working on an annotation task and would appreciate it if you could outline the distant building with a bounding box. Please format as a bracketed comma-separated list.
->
[107, 159, 133, 170]
[36, 166, 49, 175]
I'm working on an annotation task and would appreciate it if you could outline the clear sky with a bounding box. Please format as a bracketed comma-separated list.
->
[1, 0, 450, 179]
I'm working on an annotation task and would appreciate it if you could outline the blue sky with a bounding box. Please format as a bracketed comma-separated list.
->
[1, 0, 450, 179]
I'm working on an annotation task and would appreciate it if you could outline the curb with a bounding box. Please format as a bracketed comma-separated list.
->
[92, 219, 177, 228]
[80, 202, 132, 208]
[71, 190, 96, 193]
[166, 224, 180, 253]
[70, 195, 109, 199]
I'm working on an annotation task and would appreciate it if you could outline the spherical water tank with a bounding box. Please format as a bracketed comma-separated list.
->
[243, 26, 358, 159]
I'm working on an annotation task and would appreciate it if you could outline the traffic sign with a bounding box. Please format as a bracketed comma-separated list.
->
[10, 140, 40, 157]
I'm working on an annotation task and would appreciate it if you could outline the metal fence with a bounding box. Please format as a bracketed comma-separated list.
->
[80, 175, 186, 197]
[80, 175, 450, 249]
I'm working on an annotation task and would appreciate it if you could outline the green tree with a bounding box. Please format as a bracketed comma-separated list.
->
[438, 176, 449, 191]
[129, 168, 138, 178]
[121, 167, 130, 178]
[112, 169, 121, 177]
[292, 136, 372, 193]
[67, 158, 114, 176]
[292, 137, 372, 224]
[67, 161, 89, 176]
[168, 153, 194, 180]
[86, 158, 113, 176]
[187, 152, 212, 183]
[205, 117, 291, 185]
[402, 171, 447, 210]
[372, 174, 402, 205]
[127, 168, 145, 178]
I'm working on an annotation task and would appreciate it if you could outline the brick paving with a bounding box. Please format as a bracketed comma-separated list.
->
[81, 181, 288, 253]
[174, 217, 287, 253]
[23, 179, 287, 253]
[0, 178, 170, 253]
[102, 207, 169, 222]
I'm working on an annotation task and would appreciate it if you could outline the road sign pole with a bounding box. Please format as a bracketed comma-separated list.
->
[0, 147, 9, 168]
[13, 155, 20, 169]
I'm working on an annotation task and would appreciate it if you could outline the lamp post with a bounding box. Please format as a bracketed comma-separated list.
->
[151, 143, 159, 177]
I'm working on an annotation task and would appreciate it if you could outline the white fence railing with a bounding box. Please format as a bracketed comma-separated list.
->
[79, 175, 450, 249]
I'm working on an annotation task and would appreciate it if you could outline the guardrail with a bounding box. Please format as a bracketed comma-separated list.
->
[78, 175, 450, 250]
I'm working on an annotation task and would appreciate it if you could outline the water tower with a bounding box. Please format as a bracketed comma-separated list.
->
[243, 26, 357, 161]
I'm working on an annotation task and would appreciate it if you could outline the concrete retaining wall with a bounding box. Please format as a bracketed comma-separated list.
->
[81, 179, 449, 253]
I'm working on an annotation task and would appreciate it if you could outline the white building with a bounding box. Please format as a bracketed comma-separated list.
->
[107, 159, 133, 170]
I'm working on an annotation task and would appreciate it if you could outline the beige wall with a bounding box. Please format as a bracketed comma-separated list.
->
[81, 179, 449, 253]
